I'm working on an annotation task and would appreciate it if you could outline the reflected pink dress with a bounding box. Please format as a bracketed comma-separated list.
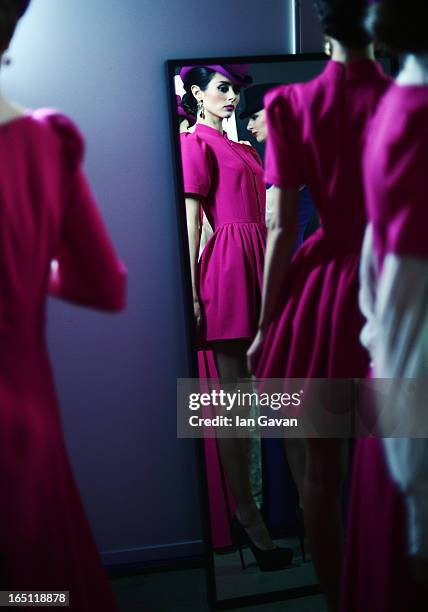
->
[181, 124, 267, 547]
[0, 110, 125, 610]
[180, 123, 266, 343]
[342, 85, 428, 612]
[256, 60, 390, 379]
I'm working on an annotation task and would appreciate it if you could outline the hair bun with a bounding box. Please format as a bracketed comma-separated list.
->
[313, 0, 372, 48]
[181, 92, 197, 117]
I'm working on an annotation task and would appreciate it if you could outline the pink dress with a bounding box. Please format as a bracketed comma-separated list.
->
[0, 110, 125, 610]
[180, 123, 267, 343]
[256, 60, 390, 379]
[341, 84, 428, 612]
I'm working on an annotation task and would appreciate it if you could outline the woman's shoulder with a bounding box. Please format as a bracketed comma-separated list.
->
[237, 140, 263, 165]
[263, 81, 309, 120]
[365, 85, 428, 191]
[28, 108, 85, 166]
[371, 84, 428, 144]
[264, 82, 298, 105]
[180, 129, 215, 161]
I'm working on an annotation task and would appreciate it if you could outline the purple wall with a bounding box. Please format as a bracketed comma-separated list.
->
[3, 0, 294, 564]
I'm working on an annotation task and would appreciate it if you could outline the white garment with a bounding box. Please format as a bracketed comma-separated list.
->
[265, 185, 275, 229]
[396, 54, 428, 86]
[265, 184, 306, 229]
[199, 213, 213, 259]
[359, 225, 428, 558]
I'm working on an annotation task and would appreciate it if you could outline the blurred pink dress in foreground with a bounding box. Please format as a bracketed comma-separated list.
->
[256, 60, 390, 380]
[342, 83, 428, 612]
[0, 110, 125, 610]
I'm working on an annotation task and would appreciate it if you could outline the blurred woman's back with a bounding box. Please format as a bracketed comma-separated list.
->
[0, 3, 125, 609]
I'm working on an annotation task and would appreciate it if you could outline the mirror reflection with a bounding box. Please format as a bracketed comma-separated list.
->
[171, 54, 396, 604]
[174, 58, 326, 601]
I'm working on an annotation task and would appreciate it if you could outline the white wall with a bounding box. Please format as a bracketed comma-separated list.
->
[2, 0, 294, 564]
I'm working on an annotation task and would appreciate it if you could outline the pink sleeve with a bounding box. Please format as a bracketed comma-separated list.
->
[385, 118, 428, 260]
[245, 142, 264, 167]
[180, 133, 212, 198]
[264, 87, 304, 189]
[47, 113, 126, 311]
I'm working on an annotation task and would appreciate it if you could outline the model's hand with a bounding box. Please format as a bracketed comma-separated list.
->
[412, 556, 428, 587]
[247, 329, 265, 375]
[239, 140, 253, 147]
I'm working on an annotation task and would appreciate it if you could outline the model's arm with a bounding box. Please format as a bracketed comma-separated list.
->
[44, 112, 126, 311]
[247, 186, 299, 372]
[185, 196, 202, 327]
[258, 186, 299, 332]
[49, 169, 126, 312]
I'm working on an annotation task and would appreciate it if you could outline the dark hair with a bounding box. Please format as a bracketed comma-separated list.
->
[368, 1, 428, 54]
[181, 67, 216, 117]
[0, 0, 30, 51]
[313, 0, 372, 48]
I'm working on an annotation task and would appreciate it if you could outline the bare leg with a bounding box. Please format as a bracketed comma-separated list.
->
[213, 339, 275, 551]
[283, 438, 306, 508]
[303, 438, 348, 612]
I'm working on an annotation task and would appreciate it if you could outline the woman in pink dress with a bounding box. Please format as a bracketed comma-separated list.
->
[0, 2, 125, 609]
[180, 65, 293, 570]
[342, 1, 428, 610]
[247, 1, 390, 609]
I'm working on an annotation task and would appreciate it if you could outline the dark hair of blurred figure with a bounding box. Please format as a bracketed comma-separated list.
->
[0, 0, 30, 51]
[313, 0, 372, 48]
[368, 0, 428, 53]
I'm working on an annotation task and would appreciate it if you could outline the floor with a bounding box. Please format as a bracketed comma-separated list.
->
[112, 570, 327, 611]
[111, 537, 328, 611]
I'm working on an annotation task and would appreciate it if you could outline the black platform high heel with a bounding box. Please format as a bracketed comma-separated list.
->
[230, 515, 293, 572]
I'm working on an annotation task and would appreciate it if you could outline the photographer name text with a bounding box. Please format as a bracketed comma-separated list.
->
[188, 414, 298, 428]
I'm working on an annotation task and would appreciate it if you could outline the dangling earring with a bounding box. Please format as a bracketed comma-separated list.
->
[197, 99, 205, 120]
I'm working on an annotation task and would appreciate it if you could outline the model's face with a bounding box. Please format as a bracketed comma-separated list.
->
[247, 109, 267, 143]
[193, 73, 240, 121]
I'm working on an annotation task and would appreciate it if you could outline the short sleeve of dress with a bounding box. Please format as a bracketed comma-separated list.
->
[264, 87, 304, 189]
[384, 110, 428, 260]
[33, 109, 85, 171]
[180, 132, 212, 198]
[38, 110, 126, 311]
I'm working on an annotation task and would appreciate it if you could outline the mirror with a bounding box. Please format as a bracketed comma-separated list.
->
[168, 53, 398, 609]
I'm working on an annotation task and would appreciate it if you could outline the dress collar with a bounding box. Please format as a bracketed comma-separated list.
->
[195, 123, 228, 138]
[324, 58, 384, 80]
